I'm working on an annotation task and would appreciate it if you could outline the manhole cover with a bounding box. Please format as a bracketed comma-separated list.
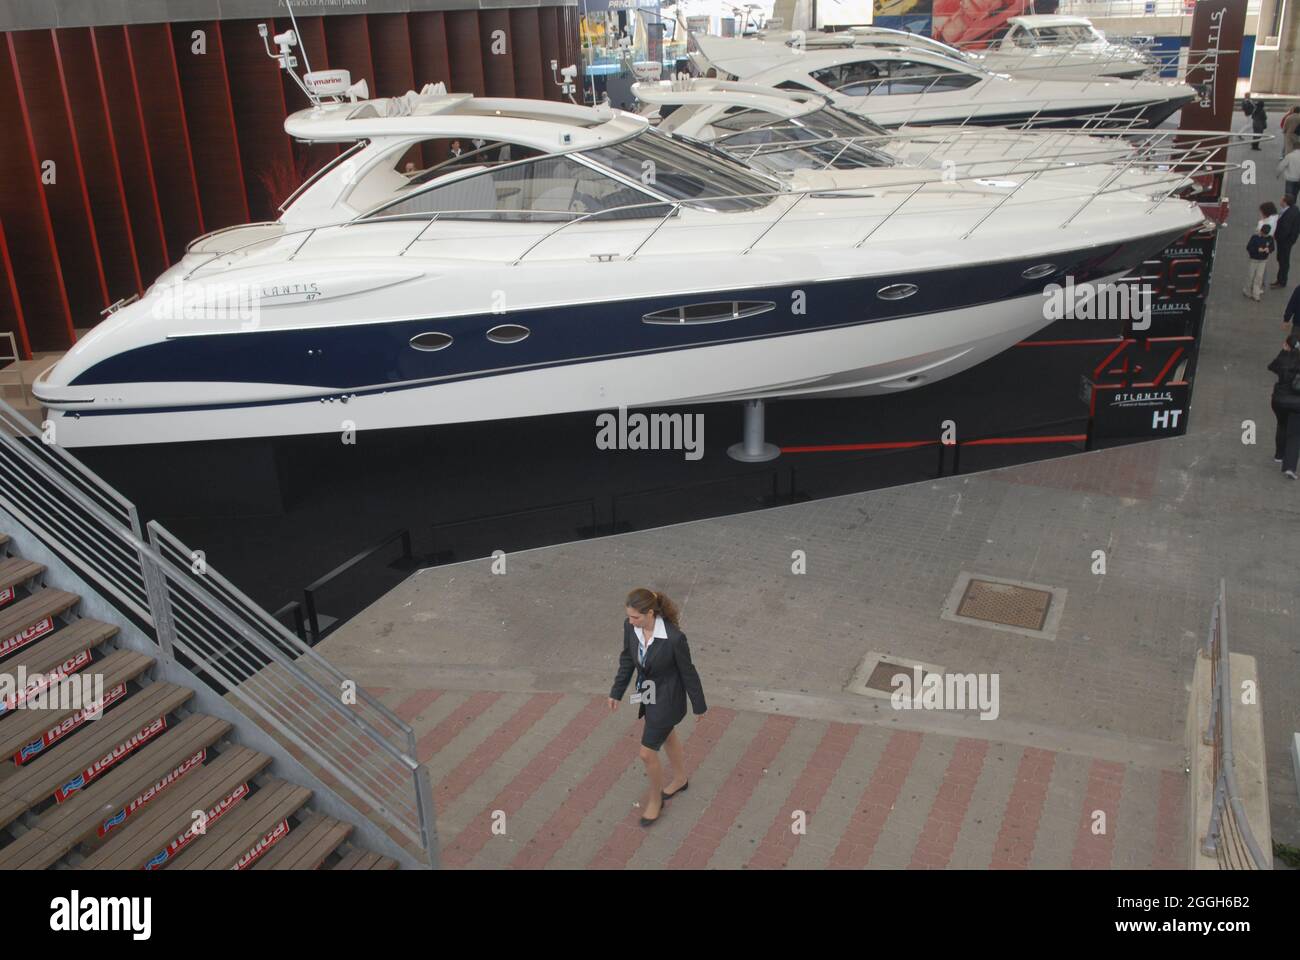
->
[863, 660, 936, 694]
[957, 579, 1053, 631]
[941, 572, 1067, 640]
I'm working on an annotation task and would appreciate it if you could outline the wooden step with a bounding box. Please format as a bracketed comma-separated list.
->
[0, 649, 154, 758]
[0, 682, 193, 830]
[78, 745, 270, 870]
[0, 557, 42, 595]
[0, 589, 78, 660]
[332, 849, 398, 870]
[251, 813, 353, 870]
[0, 714, 231, 869]
[168, 779, 312, 870]
[0, 619, 118, 680]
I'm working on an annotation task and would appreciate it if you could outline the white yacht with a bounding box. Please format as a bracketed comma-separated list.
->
[690, 33, 1194, 128]
[978, 16, 1158, 80]
[34, 85, 1206, 448]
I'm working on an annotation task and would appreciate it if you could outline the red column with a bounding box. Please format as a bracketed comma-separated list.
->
[0, 219, 32, 360]
[509, 9, 546, 99]
[446, 11, 486, 96]
[222, 17, 294, 221]
[479, 10, 516, 97]
[369, 13, 416, 98]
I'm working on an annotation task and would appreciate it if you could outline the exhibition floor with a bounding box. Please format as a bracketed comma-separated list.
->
[313, 139, 1300, 866]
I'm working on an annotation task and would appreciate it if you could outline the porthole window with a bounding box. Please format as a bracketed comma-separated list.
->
[643, 300, 775, 325]
[409, 331, 453, 352]
[876, 283, 918, 301]
[486, 324, 531, 344]
[1021, 263, 1058, 280]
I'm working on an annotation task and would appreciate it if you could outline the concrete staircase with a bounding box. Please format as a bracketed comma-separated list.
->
[0, 532, 397, 870]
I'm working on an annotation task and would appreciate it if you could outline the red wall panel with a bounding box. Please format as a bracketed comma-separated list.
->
[9, 29, 108, 330]
[171, 21, 250, 232]
[222, 16, 294, 221]
[124, 23, 206, 261]
[53, 27, 142, 300]
[409, 11, 452, 89]
[90, 25, 169, 283]
[0, 37, 75, 351]
[445, 11, 486, 96]
[0, 219, 32, 359]
[479, 10, 516, 97]
[538, 7, 565, 102]
[323, 14, 375, 94]
[508, 9, 546, 100]
[369, 13, 416, 98]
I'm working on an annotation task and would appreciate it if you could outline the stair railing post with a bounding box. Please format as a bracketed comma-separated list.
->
[139, 533, 179, 661]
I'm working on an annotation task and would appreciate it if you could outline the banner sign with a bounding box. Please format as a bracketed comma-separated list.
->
[143, 782, 249, 870]
[233, 819, 290, 870]
[98, 749, 208, 838]
[0, 616, 54, 659]
[14, 682, 128, 765]
[55, 716, 168, 803]
[0, 650, 92, 717]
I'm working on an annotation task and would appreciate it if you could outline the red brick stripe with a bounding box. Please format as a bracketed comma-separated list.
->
[667, 714, 798, 869]
[431, 693, 561, 807]
[828, 730, 924, 869]
[989, 747, 1056, 869]
[394, 688, 442, 722]
[747, 722, 859, 869]
[1151, 768, 1186, 868]
[512, 722, 644, 869]
[908, 737, 989, 869]
[416, 690, 503, 763]
[1071, 759, 1126, 869]
[441, 697, 608, 868]
[587, 708, 736, 869]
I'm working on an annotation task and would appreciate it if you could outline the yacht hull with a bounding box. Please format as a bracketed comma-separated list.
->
[41, 225, 1187, 449]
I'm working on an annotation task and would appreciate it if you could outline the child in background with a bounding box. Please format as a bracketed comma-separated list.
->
[1246, 224, 1276, 302]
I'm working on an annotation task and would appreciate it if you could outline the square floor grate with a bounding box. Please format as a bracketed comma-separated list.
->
[940, 571, 1067, 641]
[957, 579, 1054, 631]
[863, 660, 936, 694]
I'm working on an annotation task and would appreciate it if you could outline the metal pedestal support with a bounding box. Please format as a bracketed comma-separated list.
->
[727, 399, 780, 463]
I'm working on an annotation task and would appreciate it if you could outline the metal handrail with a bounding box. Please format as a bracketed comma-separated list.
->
[0, 396, 435, 865]
[170, 128, 1252, 284]
[1200, 579, 1268, 869]
[301, 529, 414, 644]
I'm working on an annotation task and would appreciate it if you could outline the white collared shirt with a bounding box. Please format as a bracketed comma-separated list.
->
[637, 616, 667, 663]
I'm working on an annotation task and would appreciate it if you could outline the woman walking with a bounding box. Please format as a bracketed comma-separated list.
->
[1268, 334, 1300, 479]
[608, 588, 707, 826]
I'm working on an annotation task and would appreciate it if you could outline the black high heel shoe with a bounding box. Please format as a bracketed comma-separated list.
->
[662, 781, 689, 801]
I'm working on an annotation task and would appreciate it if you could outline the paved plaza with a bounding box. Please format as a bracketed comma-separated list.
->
[320, 138, 1299, 867]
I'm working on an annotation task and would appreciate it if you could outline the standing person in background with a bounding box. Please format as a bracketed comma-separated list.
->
[1259, 201, 1280, 237]
[1281, 106, 1300, 156]
[1251, 95, 1269, 150]
[1267, 334, 1300, 479]
[1273, 194, 1299, 288]
[608, 588, 707, 826]
[1285, 284, 1300, 336]
[1279, 147, 1300, 203]
[1245, 224, 1275, 302]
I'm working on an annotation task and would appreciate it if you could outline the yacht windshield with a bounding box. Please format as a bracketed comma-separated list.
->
[710, 106, 895, 172]
[1030, 24, 1098, 45]
[581, 130, 779, 212]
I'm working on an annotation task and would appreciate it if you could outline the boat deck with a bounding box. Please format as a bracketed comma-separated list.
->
[316, 137, 1299, 868]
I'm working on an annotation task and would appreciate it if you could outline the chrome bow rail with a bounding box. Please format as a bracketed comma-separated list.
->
[0, 398, 438, 867]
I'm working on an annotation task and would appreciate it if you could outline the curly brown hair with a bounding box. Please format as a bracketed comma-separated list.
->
[626, 587, 681, 627]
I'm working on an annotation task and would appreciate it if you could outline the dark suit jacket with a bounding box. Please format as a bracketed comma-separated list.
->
[1275, 205, 1300, 248]
[610, 619, 707, 728]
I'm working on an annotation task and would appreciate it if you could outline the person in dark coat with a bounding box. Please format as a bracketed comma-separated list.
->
[1251, 96, 1268, 149]
[1285, 283, 1300, 336]
[1267, 334, 1300, 478]
[1274, 194, 1299, 287]
[608, 587, 707, 826]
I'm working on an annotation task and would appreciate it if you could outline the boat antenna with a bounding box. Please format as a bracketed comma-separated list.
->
[284, 0, 315, 76]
